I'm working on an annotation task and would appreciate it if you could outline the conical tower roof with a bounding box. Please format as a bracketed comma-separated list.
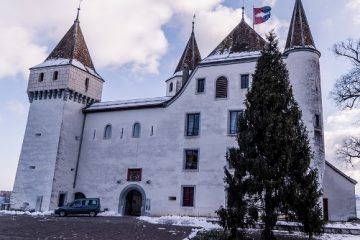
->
[208, 19, 266, 57]
[285, 0, 316, 52]
[46, 19, 95, 70]
[174, 29, 202, 74]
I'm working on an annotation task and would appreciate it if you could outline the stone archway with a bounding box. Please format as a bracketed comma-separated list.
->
[119, 184, 146, 216]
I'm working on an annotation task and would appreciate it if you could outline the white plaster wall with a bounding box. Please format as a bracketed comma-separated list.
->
[285, 50, 326, 183]
[323, 164, 357, 221]
[11, 99, 64, 211]
[76, 56, 325, 217]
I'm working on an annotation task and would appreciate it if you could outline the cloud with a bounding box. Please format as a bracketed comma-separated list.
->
[5, 100, 28, 116]
[347, 0, 360, 25]
[261, 0, 277, 7]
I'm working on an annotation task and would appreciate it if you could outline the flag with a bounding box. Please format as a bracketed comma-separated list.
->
[254, 6, 272, 25]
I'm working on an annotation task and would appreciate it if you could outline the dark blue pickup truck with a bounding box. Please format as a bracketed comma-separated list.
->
[55, 198, 100, 217]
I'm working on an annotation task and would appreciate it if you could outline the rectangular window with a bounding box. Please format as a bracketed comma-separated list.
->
[182, 186, 195, 207]
[186, 113, 200, 136]
[315, 114, 321, 128]
[197, 78, 205, 93]
[241, 74, 249, 89]
[184, 149, 199, 170]
[127, 168, 142, 182]
[229, 110, 243, 135]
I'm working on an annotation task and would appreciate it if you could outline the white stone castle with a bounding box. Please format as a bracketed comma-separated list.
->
[11, 0, 357, 221]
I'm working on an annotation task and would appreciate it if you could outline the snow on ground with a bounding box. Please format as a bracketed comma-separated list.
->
[138, 215, 221, 240]
[0, 210, 53, 216]
[278, 220, 360, 230]
[97, 211, 122, 217]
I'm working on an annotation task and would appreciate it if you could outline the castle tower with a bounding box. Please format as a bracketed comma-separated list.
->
[11, 9, 104, 211]
[284, 0, 325, 183]
[166, 18, 202, 96]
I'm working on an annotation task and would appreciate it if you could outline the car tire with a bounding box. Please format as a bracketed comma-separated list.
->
[89, 211, 97, 217]
[59, 211, 67, 217]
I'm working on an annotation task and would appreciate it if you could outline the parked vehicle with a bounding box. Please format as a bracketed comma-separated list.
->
[55, 198, 100, 217]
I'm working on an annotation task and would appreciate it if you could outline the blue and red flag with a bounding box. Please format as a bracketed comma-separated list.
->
[253, 6, 272, 25]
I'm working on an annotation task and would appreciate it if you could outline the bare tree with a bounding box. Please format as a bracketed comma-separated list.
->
[331, 39, 360, 109]
[332, 39, 360, 164]
[337, 137, 360, 166]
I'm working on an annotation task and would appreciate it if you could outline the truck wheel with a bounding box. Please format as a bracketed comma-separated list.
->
[89, 211, 97, 217]
[59, 211, 66, 217]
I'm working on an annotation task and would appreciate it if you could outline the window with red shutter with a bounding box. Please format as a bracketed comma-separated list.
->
[127, 169, 142, 182]
[182, 186, 195, 207]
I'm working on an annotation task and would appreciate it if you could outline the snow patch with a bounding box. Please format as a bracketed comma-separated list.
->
[203, 51, 261, 63]
[0, 210, 53, 216]
[97, 211, 122, 217]
[87, 97, 172, 111]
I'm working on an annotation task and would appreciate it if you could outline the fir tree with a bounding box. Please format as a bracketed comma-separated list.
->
[218, 32, 324, 240]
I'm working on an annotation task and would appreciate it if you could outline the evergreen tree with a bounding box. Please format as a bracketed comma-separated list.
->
[218, 32, 324, 240]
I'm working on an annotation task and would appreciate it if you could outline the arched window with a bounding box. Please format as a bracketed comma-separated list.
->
[53, 71, 59, 81]
[39, 73, 44, 82]
[85, 78, 89, 92]
[74, 192, 86, 200]
[104, 124, 112, 139]
[169, 82, 173, 92]
[132, 123, 141, 138]
[215, 76, 228, 99]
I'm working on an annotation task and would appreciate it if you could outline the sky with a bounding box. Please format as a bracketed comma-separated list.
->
[1, 0, 360, 192]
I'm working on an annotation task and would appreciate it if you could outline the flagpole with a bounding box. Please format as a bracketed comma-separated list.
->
[253, 4, 255, 29]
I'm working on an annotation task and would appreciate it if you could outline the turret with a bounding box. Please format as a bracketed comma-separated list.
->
[11, 8, 103, 211]
[166, 17, 202, 97]
[284, 0, 325, 183]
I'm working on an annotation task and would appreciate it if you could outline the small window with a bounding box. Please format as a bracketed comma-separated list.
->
[127, 168, 142, 182]
[39, 73, 44, 82]
[85, 78, 89, 92]
[120, 128, 124, 139]
[53, 71, 59, 81]
[104, 124, 112, 139]
[197, 78, 205, 93]
[182, 186, 195, 207]
[186, 113, 200, 136]
[132, 123, 141, 138]
[150, 126, 154, 136]
[216, 76, 228, 98]
[241, 74, 249, 89]
[29, 166, 36, 170]
[229, 110, 243, 135]
[169, 82, 173, 92]
[315, 114, 321, 128]
[184, 149, 199, 170]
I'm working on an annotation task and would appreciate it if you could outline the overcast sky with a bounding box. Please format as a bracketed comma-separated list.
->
[1, 0, 360, 192]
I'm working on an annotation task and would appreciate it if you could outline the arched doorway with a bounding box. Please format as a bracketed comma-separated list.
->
[125, 189, 142, 216]
[74, 192, 86, 200]
[119, 185, 146, 216]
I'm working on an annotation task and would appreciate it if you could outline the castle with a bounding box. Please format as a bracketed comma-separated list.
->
[11, 0, 357, 221]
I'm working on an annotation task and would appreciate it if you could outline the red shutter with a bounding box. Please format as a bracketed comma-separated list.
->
[183, 187, 194, 207]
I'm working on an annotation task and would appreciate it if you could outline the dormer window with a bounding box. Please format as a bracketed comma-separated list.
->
[169, 82, 173, 92]
[53, 71, 59, 81]
[85, 78, 89, 92]
[39, 73, 44, 82]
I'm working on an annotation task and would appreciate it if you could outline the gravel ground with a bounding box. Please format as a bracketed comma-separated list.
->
[0, 215, 194, 240]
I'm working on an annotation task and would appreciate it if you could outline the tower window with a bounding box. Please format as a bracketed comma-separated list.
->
[186, 113, 200, 136]
[85, 78, 89, 92]
[229, 110, 243, 135]
[104, 124, 112, 139]
[150, 126, 154, 136]
[121, 128, 124, 139]
[216, 76, 228, 98]
[53, 71, 59, 81]
[39, 73, 44, 82]
[132, 123, 141, 138]
[241, 74, 249, 89]
[197, 78, 205, 93]
[184, 149, 199, 170]
[315, 114, 321, 128]
[169, 82, 173, 92]
[182, 186, 195, 207]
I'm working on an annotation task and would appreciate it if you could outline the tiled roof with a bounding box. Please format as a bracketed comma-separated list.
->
[285, 0, 316, 51]
[208, 19, 266, 57]
[174, 31, 202, 74]
[46, 20, 96, 71]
